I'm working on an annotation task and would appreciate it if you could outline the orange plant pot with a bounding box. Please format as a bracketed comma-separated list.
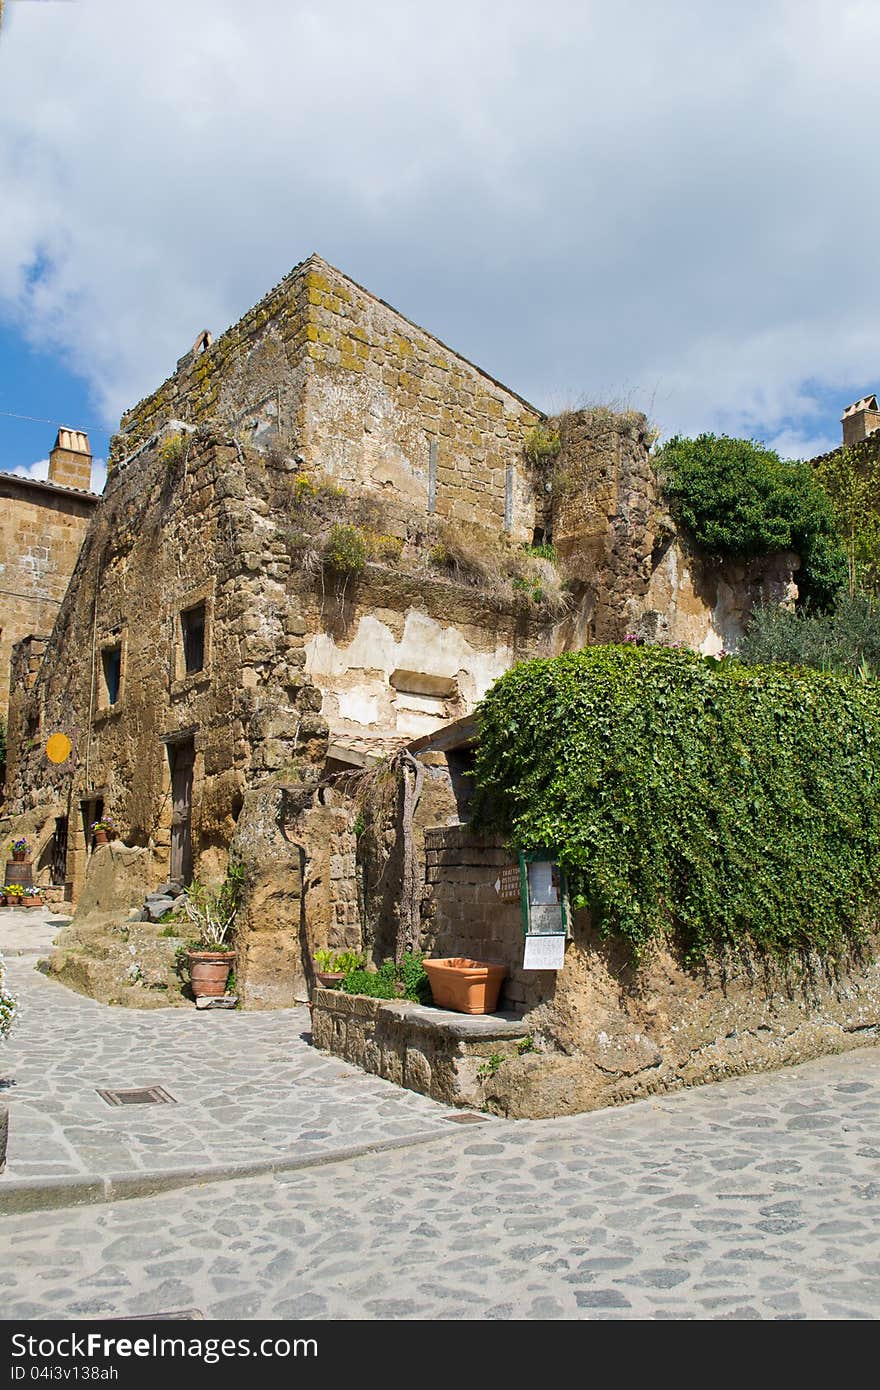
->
[187, 951, 233, 998]
[92, 830, 109, 846]
[422, 957, 507, 1015]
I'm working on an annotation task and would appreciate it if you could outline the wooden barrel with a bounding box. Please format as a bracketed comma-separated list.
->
[3, 861, 33, 888]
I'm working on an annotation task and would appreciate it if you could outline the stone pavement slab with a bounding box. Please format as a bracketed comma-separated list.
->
[2, 1042, 879, 1319]
[0, 911, 458, 1210]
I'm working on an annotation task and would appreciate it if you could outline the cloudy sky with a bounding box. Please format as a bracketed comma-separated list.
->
[1, 0, 878, 493]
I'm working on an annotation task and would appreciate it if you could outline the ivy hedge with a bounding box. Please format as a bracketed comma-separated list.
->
[472, 645, 880, 961]
[654, 434, 847, 610]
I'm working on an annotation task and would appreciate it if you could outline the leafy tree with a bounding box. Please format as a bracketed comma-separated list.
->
[813, 444, 880, 598]
[654, 433, 847, 609]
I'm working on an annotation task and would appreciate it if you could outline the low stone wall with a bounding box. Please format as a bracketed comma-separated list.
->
[311, 987, 528, 1109]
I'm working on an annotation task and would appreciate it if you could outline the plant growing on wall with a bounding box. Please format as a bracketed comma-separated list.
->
[472, 644, 880, 962]
[322, 524, 368, 578]
[653, 433, 847, 610]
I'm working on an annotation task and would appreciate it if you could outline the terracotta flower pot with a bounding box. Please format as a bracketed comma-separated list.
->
[423, 958, 507, 1015]
[187, 950, 233, 998]
[92, 830, 109, 846]
[12, 852, 26, 863]
[315, 970, 345, 989]
[24, 897, 43, 909]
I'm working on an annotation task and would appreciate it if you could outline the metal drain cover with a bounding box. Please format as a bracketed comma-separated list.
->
[443, 1112, 489, 1124]
[97, 1085, 177, 1106]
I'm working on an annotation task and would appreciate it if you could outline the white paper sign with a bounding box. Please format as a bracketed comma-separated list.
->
[523, 933, 566, 971]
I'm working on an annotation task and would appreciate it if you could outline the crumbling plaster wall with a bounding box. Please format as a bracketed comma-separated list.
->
[549, 409, 798, 655]
[301, 573, 551, 742]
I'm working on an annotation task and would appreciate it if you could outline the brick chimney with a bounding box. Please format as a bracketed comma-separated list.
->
[47, 428, 93, 490]
[841, 395, 880, 447]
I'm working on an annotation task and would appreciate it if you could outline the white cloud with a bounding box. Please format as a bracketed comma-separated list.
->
[90, 456, 107, 494]
[9, 456, 49, 482]
[0, 0, 878, 446]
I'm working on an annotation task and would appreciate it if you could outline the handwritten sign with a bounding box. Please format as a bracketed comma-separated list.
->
[498, 863, 521, 902]
[523, 933, 566, 971]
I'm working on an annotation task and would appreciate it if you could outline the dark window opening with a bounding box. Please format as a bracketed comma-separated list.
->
[531, 526, 552, 547]
[51, 816, 68, 885]
[181, 604, 206, 675]
[102, 645, 122, 705]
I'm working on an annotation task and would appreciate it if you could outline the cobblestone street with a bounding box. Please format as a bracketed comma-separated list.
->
[2, 912, 880, 1319]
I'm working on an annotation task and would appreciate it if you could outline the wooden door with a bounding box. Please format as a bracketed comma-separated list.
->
[169, 738, 195, 885]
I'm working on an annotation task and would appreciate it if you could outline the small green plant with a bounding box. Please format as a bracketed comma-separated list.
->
[159, 433, 188, 468]
[292, 473, 318, 506]
[477, 1052, 505, 1078]
[428, 542, 448, 567]
[525, 542, 558, 563]
[158, 923, 180, 937]
[516, 1034, 536, 1054]
[314, 948, 365, 974]
[352, 813, 366, 839]
[341, 952, 430, 1003]
[523, 424, 561, 467]
[323, 524, 368, 578]
[181, 862, 244, 950]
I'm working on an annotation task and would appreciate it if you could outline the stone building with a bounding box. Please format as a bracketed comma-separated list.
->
[0, 430, 98, 752]
[1, 254, 795, 1003]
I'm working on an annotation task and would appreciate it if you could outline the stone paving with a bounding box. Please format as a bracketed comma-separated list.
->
[2, 1044, 880, 1319]
[2, 910, 880, 1318]
[0, 911, 455, 1203]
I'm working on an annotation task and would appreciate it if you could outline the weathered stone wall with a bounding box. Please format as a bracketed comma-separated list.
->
[0, 474, 96, 737]
[300, 260, 541, 541]
[638, 542, 799, 655]
[311, 988, 529, 1108]
[421, 825, 556, 1014]
[548, 409, 798, 656]
[5, 429, 324, 910]
[112, 254, 541, 543]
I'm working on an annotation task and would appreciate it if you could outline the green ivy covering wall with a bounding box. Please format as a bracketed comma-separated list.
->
[472, 645, 880, 961]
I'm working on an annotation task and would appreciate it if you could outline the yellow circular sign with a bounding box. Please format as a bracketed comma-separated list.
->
[45, 733, 72, 765]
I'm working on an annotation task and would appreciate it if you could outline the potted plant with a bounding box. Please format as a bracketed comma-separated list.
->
[8, 839, 28, 864]
[23, 886, 44, 909]
[180, 864, 243, 1000]
[3, 885, 25, 907]
[312, 948, 365, 988]
[91, 819, 114, 846]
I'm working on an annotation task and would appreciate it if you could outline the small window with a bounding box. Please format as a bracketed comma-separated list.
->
[181, 604, 206, 675]
[102, 645, 122, 705]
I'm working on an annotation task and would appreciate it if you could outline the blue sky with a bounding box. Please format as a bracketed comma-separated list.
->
[2, 1, 879, 492]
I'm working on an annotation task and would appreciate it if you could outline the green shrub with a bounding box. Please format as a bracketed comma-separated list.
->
[323, 524, 368, 577]
[654, 434, 847, 610]
[341, 952, 430, 1002]
[473, 644, 880, 962]
[739, 593, 880, 676]
[523, 424, 561, 467]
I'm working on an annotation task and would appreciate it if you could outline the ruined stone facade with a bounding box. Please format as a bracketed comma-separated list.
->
[3, 254, 796, 1010]
[0, 431, 97, 743]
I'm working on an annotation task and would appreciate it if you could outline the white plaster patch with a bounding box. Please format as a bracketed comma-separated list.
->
[336, 687, 381, 726]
